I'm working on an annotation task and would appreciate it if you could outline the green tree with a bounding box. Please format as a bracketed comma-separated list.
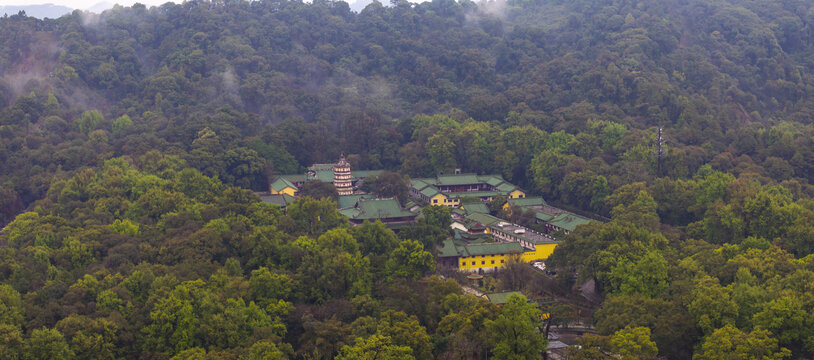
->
[245, 340, 288, 360]
[426, 133, 456, 173]
[593, 294, 697, 359]
[385, 239, 434, 279]
[485, 294, 546, 360]
[694, 325, 790, 360]
[529, 150, 573, 196]
[421, 205, 451, 229]
[55, 315, 117, 360]
[688, 276, 738, 335]
[752, 294, 813, 355]
[143, 282, 201, 354]
[606, 184, 660, 231]
[608, 251, 669, 297]
[284, 197, 346, 236]
[295, 229, 371, 302]
[26, 328, 74, 360]
[298, 181, 339, 201]
[336, 335, 414, 360]
[249, 267, 294, 306]
[111, 114, 133, 137]
[363, 171, 410, 204]
[610, 326, 658, 359]
[350, 220, 399, 256]
[77, 110, 103, 135]
[375, 310, 432, 360]
[0, 285, 24, 327]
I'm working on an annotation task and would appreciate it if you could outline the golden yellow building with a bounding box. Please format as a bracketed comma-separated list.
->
[438, 239, 525, 271]
[269, 177, 298, 196]
[438, 226, 559, 272]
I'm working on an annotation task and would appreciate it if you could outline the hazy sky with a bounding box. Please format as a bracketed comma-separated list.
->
[0, 1, 175, 9]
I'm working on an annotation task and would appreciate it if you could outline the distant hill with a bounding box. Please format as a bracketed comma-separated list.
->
[0, 4, 73, 19]
[86, 2, 115, 14]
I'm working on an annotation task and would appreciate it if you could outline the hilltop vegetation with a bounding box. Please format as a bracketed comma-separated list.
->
[1, 0, 814, 358]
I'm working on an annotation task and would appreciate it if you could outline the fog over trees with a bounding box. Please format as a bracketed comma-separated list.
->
[1, 0, 814, 358]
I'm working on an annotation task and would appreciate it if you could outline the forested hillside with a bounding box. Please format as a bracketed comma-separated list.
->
[1, 0, 814, 358]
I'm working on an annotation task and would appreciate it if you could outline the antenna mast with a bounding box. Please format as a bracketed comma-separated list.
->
[656, 127, 664, 178]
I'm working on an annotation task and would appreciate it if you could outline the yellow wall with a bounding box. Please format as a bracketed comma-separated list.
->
[456, 244, 558, 271]
[509, 190, 526, 199]
[521, 243, 558, 262]
[271, 186, 298, 197]
[431, 193, 458, 207]
[458, 253, 520, 270]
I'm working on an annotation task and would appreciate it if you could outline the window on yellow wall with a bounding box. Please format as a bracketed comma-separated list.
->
[491, 260, 495, 264]
[481, 261, 485, 265]
[501, 260, 504, 263]
[471, 262, 475, 265]
[433, 199, 438, 204]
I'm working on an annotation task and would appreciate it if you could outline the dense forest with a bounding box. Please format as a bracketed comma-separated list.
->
[1, 0, 814, 358]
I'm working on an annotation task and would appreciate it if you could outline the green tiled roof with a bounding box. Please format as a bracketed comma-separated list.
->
[280, 174, 306, 182]
[270, 177, 297, 192]
[459, 242, 523, 256]
[489, 225, 559, 245]
[411, 179, 431, 189]
[337, 194, 376, 209]
[339, 207, 362, 218]
[548, 212, 593, 231]
[316, 170, 335, 182]
[291, 166, 382, 185]
[535, 212, 555, 222]
[306, 164, 336, 182]
[465, 213, 503, 226]
[436, 174, 481, 185]
[349, 198, 416, 220]
[508, 197, 546, 207]
[438, 238, 461, 257]
[462, 203, 490, 214]
[438, 238, 524, 258]
[484, 291, 524, 304]
[420, 187, 441, 198]
[496, 182, 518, 192]
[481, 175, 505, 186]
[447, 191, 501, 199]
[260, 193, 296, 207]
[453, 230, 492, 243]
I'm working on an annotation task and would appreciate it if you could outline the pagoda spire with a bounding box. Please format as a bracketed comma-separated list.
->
[334, 154, 353, 195]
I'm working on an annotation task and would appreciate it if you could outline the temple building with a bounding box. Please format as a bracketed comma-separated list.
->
[502, 197, 595, 235]
[333, 155, 353, 195]
[339, 197, 419, 229]
[269, 155, 383, 196]
[410, 174, 526, 207]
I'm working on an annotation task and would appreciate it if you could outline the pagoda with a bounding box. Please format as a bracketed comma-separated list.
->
[333, 154, 353, 195]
